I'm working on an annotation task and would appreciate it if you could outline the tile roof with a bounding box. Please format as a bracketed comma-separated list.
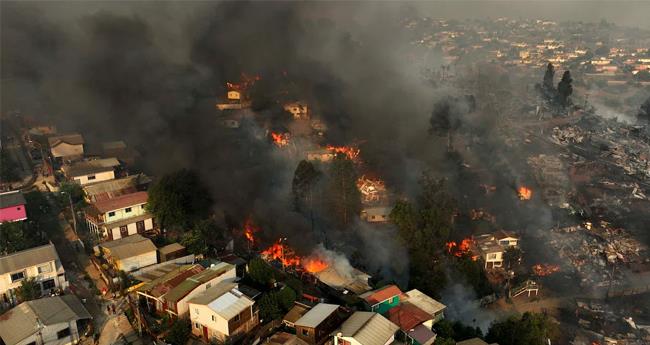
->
[386, 303, 431, 331]
[334, 311, 399, 345]
[0, 191, 26, 208]
[0, 295, 91, 345]
[360, 284, 403, 306]
[0, 243, 60, 275]
[92, 191, 148, 213]
[294, 303, 339, 329]
[100, 234, 156, 260]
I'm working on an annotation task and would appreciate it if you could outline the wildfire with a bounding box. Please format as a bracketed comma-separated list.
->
[326, 145, 360, 161]
[357, 175, 386, 203]
[446, 238, 477, 260]
[518, 186, 533, 200]
[532, 263, 560, 276]
[260, 239, 331, 273]
[243, 218, 258, 244]
[226, 72, 261, 91]
[270, 132, 290, 147]
[302, 257, 329, 273]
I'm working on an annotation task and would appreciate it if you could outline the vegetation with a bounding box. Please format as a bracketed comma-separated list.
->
[58, 181, 87, 210]
[247, 258, 275, 287]
[486, 312, 558, 345]
[542, 62, 555, 98]
[0, 191, 59, 254]
[0, 149, 20, 182]
[639, 96, 650, 122]
[504, 246, 523, 269]
[292, 160, 321, 213]
[556, 70, 573, 108]
[16, 278, 41, 302]
[326, 154, 361, 226]
[434, 319, 483, 343]
[258, 286, 297, 322]
[165, 318, 191, 345]
[180, 219, 224, 255]
[147, 169, 212, 230]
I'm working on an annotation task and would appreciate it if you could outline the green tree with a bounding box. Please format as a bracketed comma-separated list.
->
[292, 160, 321, 213]
[258, 293, 282, 322]
[390, 200, 419, 245]
[542, 62, 555, 95]
[165, 318, 191, 345]
[58, 182, 86, 210]
[276, 286, 297, 310]
[557, 71, 573, 107]
[147, 169, 212, 230]
[0, 222, 27, 254]
[247, 258, 274, 287]
[181, 227, 208, 255]
[16, 278, 41, 302]
[486, 312, 558, 345]
[326, 154, 361, 226]
[0, 149, 19, 182]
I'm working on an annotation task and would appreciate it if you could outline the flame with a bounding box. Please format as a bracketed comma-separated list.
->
[532, 263, 560, 276]
[261, 239, 330, 273]
[326, 145, 360, 161]
[243, 218, 258, 244]
[227, 72, 260, 91]
[270, 132, 290, 147]
[357, 175, 386, 202]
[446, 238, 476, 260]
[518, 186, 533, 200]
[303, 257, 329, 273]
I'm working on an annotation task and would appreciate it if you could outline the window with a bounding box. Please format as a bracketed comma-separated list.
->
[142, 205, 146, 210]
[38, 263, 52, 274]
[211, 315, 215, 322]
[10, 271, 25, 282]
[26, 342, 36, 345]
[195, 308, 199, 315]
[301, 329, 309, 336]
[125, 207, 132, 213]
[42, 279, 56, 291]
[195, 322, 200, 329]
[88, 175, 96, 181]
[233, 314, 240, 322]
[488, 253, 498, 260]
[57, 327, 71, 339]
[108, 211, 116, 217]
[16, 207, 21, 210]
[206, 283, 211, 289]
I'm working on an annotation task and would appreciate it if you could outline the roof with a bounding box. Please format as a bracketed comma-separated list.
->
[149, 265, 204, 298]
[386, 303, 432, 331]
[294, 303, 339, 329]
[189, 282, 254, 320]
[403, 289, 446, 316]
[360, 285, 402, 306]
[267, 332, 309, 345]
[457, 338, 493, 345]
[0, 191, 26, 208]
[92, 191, 148, 213]
[61, 158, 120, 177]
[136, 264, 202, 295]
[335, 311, 399, 345]
[83, 174, 150, 202]
[158, 243, 185, 256]
[100, 234, 157, 260]
[48, 133, 84, 146]
[407, 324, 436, 345]
[102, 141, 127, 151]
[362, 206, 392, 216]
[163, 263, 236, 304]
[314, 267, 372, 294]
[0, 243, 60, 275]
[283, 303, 311, 324]
[494, 230, 517, 240]
[0, 295, 91, 345]
[132, 262, 183, 282]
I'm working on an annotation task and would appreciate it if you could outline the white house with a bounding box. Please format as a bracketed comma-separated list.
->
[189, 282, 258, 343]
[47, 134, 84, 159]
[0, 295, 91, 345]
[96, 234, 158, 272]
[61, 158, 120, 185]
[284, 102, 310, 119]
[494, 230, 519, 247]
[333, 311, 399, 345]
[0, 243, 67, 305]
[85, 191, 155, 240]
[474, 231, 520, 269]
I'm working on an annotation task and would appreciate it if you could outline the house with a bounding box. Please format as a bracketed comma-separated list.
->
[284, 102, 310, 119]
[360, 206, 391, 223]
[294, 303, 342, 345]
[135, 264, 205, 314]
[82, 174, 151, 203]
[158, 243, 187, 262]
[456, 338, 499, 345]
[333, 311, 399, 345]
[188, 282, 258, 343]
[360, 285, 402, 314]
[61, 158, 121, 185]
[266, 331, 309, 345]
[159, 262, 237, 317]
[306, 149, 335, 162]
[0, 243, 67, 304]
[312, 267, 372, 295]
[493, 230, 519, 247]
[47, 134, 84, 159]
[96, 234, 158, 272]
[283, 302, 312, 329]
[85, 191, 155, 240]
[0, 191, 27, 224]
[473, 232, 520, 269]
[386, 303, 436, 345]
[401, 289, 446, 327]
[0, 295, 91, 345]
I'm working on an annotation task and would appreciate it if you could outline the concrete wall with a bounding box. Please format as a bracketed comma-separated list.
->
[190, 304, 230, 341]
[176, 268, 237, 317]
[73, 170, 115, 185]
[0, 260, 62, 298]
[15, 320, 81, 345]
[116, 251, 157, 272]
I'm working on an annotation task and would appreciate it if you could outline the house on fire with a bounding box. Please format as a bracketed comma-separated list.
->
[85, 191, 155, 240]
[47, 133, 84, 160]
[333, 311, 400, 345]
[95, 234, 158, 272]
[284, 102, 310, 120]
[188, 281, 258, 343]
[61, 157, 121, 185]
[0, 190, 27, 224]
[0, 243, 67, 304]
[294, 303, 343, 345]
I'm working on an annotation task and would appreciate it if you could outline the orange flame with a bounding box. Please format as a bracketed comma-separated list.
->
[518, 186, 532, 200]
[302, 257, 329, 273]
[326, 145, 360, 161]
[243, 219, 258, 244]
[532, 263, 560, 276]
[446, 238, 476, 260]
[261, 239, 330, 273]
[271, 132, 290, 147]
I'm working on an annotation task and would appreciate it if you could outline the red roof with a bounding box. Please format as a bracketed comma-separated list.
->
[386, 303, 431, 331]
[93, 191, 148, 213]
[150, 265, 204, 298]
[362, 285, 403, 305]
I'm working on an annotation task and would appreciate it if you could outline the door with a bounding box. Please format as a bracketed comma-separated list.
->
[203, 326, 209, 341]
[136, 220, 145, 233]
[120, 225, 128, 238]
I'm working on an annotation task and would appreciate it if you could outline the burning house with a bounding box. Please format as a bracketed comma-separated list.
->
[284, 102, 310, 120]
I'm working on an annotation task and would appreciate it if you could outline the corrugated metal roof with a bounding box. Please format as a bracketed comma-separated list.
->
[386, 303, 431, 331]
[158, 243, 185, 256]
[189, 282, 254, 320]
[0, 191, 26, 208]
[0, 295, 91, 345]
[403, 289, 446, 316]
[335, 311, 399, 345]
[294, 303, 339, 329]
[456, 338, 491, 345]
[359, 285, 402, 306]
[100, 234, 156, 260]
[92, 191, 148, 213]
[0, 243, 60, 275]
[83, 174, 150, 202]
[62, 158, 120, 177]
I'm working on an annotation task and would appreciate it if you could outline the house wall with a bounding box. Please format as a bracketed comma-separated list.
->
[107, 215, 154, 240]
[484, 251, 504, 269]
[335, 335, 395, 345]
[297, 311, 341, 345]
[73, 170, 115, 185]
[102, 203, 147, 223]
[370, 296, 400, 314]
[0, 260, 63, 302]
[16, 320, 81, 345]
[0, 205, 27, 223]
[175, 268, 237, 317]
[189, 304, 230, 340]
[115, 251, 157, 272]
[51, 143, 83, 158]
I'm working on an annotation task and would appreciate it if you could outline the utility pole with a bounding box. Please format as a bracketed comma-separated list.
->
[62, 191, 78, 238]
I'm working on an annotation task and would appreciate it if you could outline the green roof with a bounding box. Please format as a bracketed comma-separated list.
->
[163, 279, 201, 303]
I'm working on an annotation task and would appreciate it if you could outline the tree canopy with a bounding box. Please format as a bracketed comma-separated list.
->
[16, 278, 41, 302]
[556, 70, 573, 108]
[147, 169, 213, 230]
[486, 312, 558, 345]
[326, 154, 361, 226]
[165, 319, 191, 345]
[0, 149, 20, 182]
[292, 160, 321, 213]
